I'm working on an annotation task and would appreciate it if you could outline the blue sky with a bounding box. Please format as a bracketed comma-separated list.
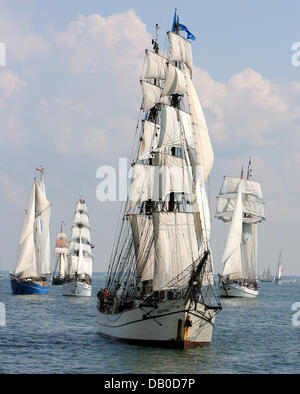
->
[0, 0, 300, 276]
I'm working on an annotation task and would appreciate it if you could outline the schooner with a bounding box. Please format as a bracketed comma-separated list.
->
[10, 168, 51, 294]
[63, 199, 93, 296]
[216, 161, 265, 298]
[96, 10, 222, 347]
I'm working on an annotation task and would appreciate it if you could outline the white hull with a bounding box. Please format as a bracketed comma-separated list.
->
[96, 298, 216, 348]
[63, 281, 91, 297]
[219, 281, 258, 298]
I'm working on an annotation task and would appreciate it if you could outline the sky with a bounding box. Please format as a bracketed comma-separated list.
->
[0, 0, 300, 276]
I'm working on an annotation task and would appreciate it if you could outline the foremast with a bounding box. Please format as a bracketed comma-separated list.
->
[105, 11, 220, 312]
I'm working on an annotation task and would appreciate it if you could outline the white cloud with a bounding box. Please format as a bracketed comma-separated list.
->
[0, 11, 49, 62]
[0, 69, 26, 97]
[53, 10, 150, 77]
[193, 67, 298, 146]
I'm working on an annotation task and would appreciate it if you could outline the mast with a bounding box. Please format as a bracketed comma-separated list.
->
[216, 163, 265, 280]
[106, 9, 218, 296]
[68, 199, 93, 279]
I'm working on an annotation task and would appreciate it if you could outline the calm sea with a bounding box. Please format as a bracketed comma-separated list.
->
[0, 274, 299, 374]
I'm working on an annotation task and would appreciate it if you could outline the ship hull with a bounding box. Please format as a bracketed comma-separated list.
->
[63, 281, 91, 297]
[10, 275, 50, 295]
[219, 280, 258, 298]
[96, 298, 216, 348]
[275, 279, 282, 285]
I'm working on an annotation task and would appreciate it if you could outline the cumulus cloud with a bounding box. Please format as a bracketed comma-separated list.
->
[0, 69, 26, 97]
[53, 10, 150, 77]
[193, 67, 298, 147]
[0, 11, 49, 62]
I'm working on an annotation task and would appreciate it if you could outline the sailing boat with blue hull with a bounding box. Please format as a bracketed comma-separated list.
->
[10, 168, 51, 294]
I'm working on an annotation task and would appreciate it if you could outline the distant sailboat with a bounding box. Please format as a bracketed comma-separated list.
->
[275, 251, 283, 285]
[216, 161, 265, 298]
[10, 168, 51, 294]
[260, 266, 272, 282]
[0, 258, 3, 279]
[63, 199, 93, 296]
[52, 222, 68, 285]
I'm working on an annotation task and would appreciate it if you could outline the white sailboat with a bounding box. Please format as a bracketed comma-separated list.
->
[10, 168, 52, 294]
[96, 10, 222, 348]
[63, 199, 93, 296]
[275, 251, 283, 285]
[260, 265, 272, 282]
[216, 162, 265, 298]
[52, 222, 68, 285]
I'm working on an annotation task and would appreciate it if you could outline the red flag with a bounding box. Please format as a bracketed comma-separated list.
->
[36, 168, 44, 173]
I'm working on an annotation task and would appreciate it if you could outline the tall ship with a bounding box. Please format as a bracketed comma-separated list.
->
[260, 266, 272, 282]
[275, 251, 283, 285]
[216, 161, 265, 298]
[96, 10, 222, 348]
[52, 223, 68, 285]
[63, 199, 93, 296]
[10, 168, 51, 294]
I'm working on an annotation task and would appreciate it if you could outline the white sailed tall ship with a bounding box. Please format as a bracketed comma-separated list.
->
[260, 266, 272, 282]
[10, 168, 52, 294]
[275, 251, 283, 285]
[52, 223, 68, 285]
[216, 162, 265, 298]
[63, 199, 93, 297]
[96, 10, 222, 348]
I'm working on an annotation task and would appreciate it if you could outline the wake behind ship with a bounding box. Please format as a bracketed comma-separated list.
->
[96, 10, 222, 348]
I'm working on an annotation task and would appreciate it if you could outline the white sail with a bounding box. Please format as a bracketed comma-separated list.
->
[221, 183, 243, 280]
[219, 176, 263, 200]
[152, 212, 199, 291]
[138, 120, 160, 160]
[129, 214, 154, 282]
[216, 196, 265, 222]
[161, 63, 187, 97]
[184, 65, 214, 184]
[158, 104, 195, 152]
[144, 50, 167, 80]
[140, 80, 169, 111]
[241, 222, 258, 279]
[168, 32, 193, 71]
[34, 181, 51, 276]
[15, 182, 37, 277]
[130, 155, 193, 207]
[68, 200, 93, 278]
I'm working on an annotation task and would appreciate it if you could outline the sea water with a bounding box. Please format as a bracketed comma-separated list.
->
[0, 275, 299, 374]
